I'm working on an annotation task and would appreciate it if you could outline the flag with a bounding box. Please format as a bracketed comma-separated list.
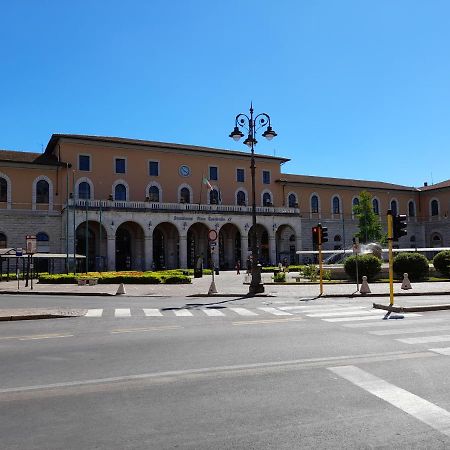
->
[202, 177, 212, 190]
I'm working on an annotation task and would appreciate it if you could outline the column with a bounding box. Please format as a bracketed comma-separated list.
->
[240, 234, 248, 265]
[107, 236, 116, 271]
[269, 234, 277, 266]
[144, 234, 153, 270]
[179, 235, 187, 269]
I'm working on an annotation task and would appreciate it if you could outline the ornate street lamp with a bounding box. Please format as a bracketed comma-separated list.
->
[229, 103, 277, 295]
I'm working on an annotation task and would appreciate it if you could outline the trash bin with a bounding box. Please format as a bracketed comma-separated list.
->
[194, 268, 203, 278]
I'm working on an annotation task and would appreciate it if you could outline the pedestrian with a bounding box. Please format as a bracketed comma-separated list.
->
[235, 260, 241, 275]
[246, 256, 252, 274]
[282, 257, 289, 273]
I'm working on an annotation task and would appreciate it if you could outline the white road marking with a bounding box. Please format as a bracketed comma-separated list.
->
[308, 310, 383, 318]
[115, 308, 131, 317]
[111, 326, 180, 334]
[173, 309, 193, 317]
[429, 347, 450, 356]
[323, 315, 389, 322]
[370, 325, 450, 336]
[18, 334, 74, 341]
[85, 309, 103, 317]
[329, 365, 450, 437]
[279, 305, 365, 312]
[229, 307, 258, 316]
[344, 317, 435, 328]
[233, 317, 303, 325]
[143, 309, 163, 317]
[258, 307, 293, 316]
[397, 335, 450, 345]
[202, 308, 225, 317]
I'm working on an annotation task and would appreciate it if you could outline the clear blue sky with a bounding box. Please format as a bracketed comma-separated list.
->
[1, 0, 449, 187]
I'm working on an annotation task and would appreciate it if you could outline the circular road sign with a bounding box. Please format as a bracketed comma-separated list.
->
[208, 229, 218, 241]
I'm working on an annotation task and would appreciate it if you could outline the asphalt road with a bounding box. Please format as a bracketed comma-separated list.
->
[1, 294, 450, 449]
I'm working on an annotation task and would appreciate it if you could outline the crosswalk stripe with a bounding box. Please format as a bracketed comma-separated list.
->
[370, 325, 450, 336]
[229, 307, 258, 316]
[397, 335, 450, 345]
[143, 309, 163, 317]
[174, 309, 193, 317]
[202, 308, 225, 317]
[85, 309, 103, 317]
[429, 347, 450, 356]
[115, 309, 131, 317]
[323, 315, 388, 322]
[307, 310, 380, 318]
[343, 316, 434, 328]
[258, 307, 293, 316]
[279, 305, 364, 312]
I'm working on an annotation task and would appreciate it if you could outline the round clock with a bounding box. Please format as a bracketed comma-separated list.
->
[179, 165, 190, 177]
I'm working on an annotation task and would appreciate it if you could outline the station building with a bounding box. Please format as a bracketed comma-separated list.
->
[0, 134, 449, 272]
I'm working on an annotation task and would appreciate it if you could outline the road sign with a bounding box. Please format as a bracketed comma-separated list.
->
[210, 241, 217, 247]
[208, 229, 218, 241]
[15, 248, 23, 257]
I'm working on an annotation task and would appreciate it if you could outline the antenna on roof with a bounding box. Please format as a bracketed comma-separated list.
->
[41, 143, 44, 153]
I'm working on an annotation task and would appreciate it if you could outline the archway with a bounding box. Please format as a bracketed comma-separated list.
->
[76, 222, 96, 272]
[218, 223, 241, 270]
[115, 222, 145, 271]
[248, 224, 269, 266]
[187, 223, 210, 268]
[276, 224, 296, 265]
[153, 222, 180, 269]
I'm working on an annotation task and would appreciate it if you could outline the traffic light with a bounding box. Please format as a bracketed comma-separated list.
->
[393, 214, 407, 240]
[312, 226, 320, 245]
[319, 224, 328, 244]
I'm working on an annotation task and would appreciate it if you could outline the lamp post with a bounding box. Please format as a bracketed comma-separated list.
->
[229, 103, 277, 295]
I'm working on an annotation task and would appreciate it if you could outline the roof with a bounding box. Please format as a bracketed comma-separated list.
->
[278, 173, 419, 191]
[418, 180, 450, 192]
[45, 134, 290, 163]
[0, 149, 60, 166]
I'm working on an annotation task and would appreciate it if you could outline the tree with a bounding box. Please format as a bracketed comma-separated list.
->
[353, 191, 384, 243]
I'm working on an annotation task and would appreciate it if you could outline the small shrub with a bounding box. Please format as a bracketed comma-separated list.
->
[433, 250, 450, 277]
[163, 275, 191, 284]
[302, 264, 318, 282]
[323, 269, 332, 281]
[273, 272, 286, 282]
[393, 252, 429, 281]
[344, 254, 382, 281]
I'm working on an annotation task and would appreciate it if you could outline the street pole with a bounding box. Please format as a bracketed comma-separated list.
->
[387, 210, 394, 306]
[85, 200, 89, 273]
[318, 242, 323, 296]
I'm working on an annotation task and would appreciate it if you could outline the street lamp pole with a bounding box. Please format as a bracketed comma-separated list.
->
[229, 103, 277, 296]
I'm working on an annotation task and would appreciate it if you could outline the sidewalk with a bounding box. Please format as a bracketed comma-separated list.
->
[1, 272, 450, 320]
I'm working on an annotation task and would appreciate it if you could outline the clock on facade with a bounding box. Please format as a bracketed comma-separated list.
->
[179, 165, 191, 177]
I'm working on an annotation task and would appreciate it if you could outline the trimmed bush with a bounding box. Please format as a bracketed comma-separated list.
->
[393, 252, 429, 281]
[273, 272, 286, 282]
[344, 254, 382, 281]
[163, 275, 191, 284]
[39, 274, 77, 284]
[433, 250, 450, 277]
[302, 264, 318, 282]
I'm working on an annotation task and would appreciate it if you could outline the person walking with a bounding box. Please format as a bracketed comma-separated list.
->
[235, 260, 241, 275]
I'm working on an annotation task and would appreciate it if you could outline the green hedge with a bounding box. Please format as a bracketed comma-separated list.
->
[393, 252, 429, 281]
[433, 250, 450, 277]
[344, 255, 382, 281]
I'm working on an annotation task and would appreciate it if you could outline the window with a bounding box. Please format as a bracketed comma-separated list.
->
[79, 155, 90, 171]
[390, 200, 398, 216]
[180, 187, 190, 204]
[372, 198, 379, 215]
[431, 199, 439, 216]
[262, 171, 270, 184]
[263, 192, 272, 206]
[0, 178, 7, 202]
[0, 233, 6, 249]
[236, 168, 245, 183]
[114, 184, 127, 201]
[148, 186, 160, 202]
[210, 189, 220, 204]
[36, 180, 49, 203]
[115, 158, 126, 174]
[332, 196, 340, 214]
[209, 166, 218, 181]
[78, 182, 91, 200]
[311, 195, 319, 213]
[237, 190, 246, 206]
[408, 201, 415, 217]
[149, 161, 159, 176]
[352, 197, 359, 208]
[36, 232, 49, 253]
[288, 194, 297, 208]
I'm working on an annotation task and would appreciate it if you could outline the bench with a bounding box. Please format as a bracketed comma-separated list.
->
[77, 278, 98, 286]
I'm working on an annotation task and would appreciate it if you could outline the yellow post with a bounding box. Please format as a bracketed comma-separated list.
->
[319, 243, 323, 296]
[387, 211, 394, 306]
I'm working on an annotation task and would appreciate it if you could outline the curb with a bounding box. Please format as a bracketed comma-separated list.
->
[0, 314, 78, 321]
[0, 290, 114, 296]
[373, 302, 450, 313]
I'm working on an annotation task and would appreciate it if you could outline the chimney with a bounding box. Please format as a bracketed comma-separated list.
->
[424, 182, 428, 187]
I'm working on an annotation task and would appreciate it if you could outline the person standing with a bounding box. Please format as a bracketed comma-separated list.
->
[235, 260, 241, 275]
[246, 256, 252, 274]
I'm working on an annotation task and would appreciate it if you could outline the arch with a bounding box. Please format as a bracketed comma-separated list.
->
[178, 184, 192, 204]
[0, 172, 12, 207]
[114, 221, 145, 270]
[146, 181, 162, 202]
[235, 189, 247, 206]
[152, 222, 180, 269]
[248, 223, 270, 265]
[36, 231, 50, 253]
[75, 177, 94, 200]
[431, 232, 443, 248]
[408, 200, 416, 217]
[113, 180, 129, 201]
[187, 222, 210, 268]
[372, 197, 380, 215]
[78, 181, 91, 200]
[0, 233, 6, 248]
[261, 190, 273, 206]
[332, 195, 341, 214]
[287, 192, 298, 208]
[310, 193, 320, 214]
[218, 222, 241, 269]
[32, 175, 53, 210]
[275, 224, 297, 265]
[390, 198, 398, 216]
[430, 198, 440, 217]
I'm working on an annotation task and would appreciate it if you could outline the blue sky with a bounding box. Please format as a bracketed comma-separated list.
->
[1, 0, 450, 187]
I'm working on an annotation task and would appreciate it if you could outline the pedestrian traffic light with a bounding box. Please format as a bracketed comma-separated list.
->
[393, 214, 407, 240]
[319, 224, 328, 243]
[312, 226, 320, 245]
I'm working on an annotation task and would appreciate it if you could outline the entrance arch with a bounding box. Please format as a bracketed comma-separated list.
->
[218, 223, 241, 270]
[187, 223, 210, 268]
[115, 221, 145, 270]
[153, 222, 180, 269]
[248, 224, 269, 266]
[276, 224, 296, 265]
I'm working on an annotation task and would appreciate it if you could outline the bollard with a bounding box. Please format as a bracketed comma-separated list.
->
[401, 273, 412, 290]
[359, 276, 371, 295]
[116, 283, 126, 295]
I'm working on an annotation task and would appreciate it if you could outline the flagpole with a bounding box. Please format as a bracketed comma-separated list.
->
[199, 174, 204, 207]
